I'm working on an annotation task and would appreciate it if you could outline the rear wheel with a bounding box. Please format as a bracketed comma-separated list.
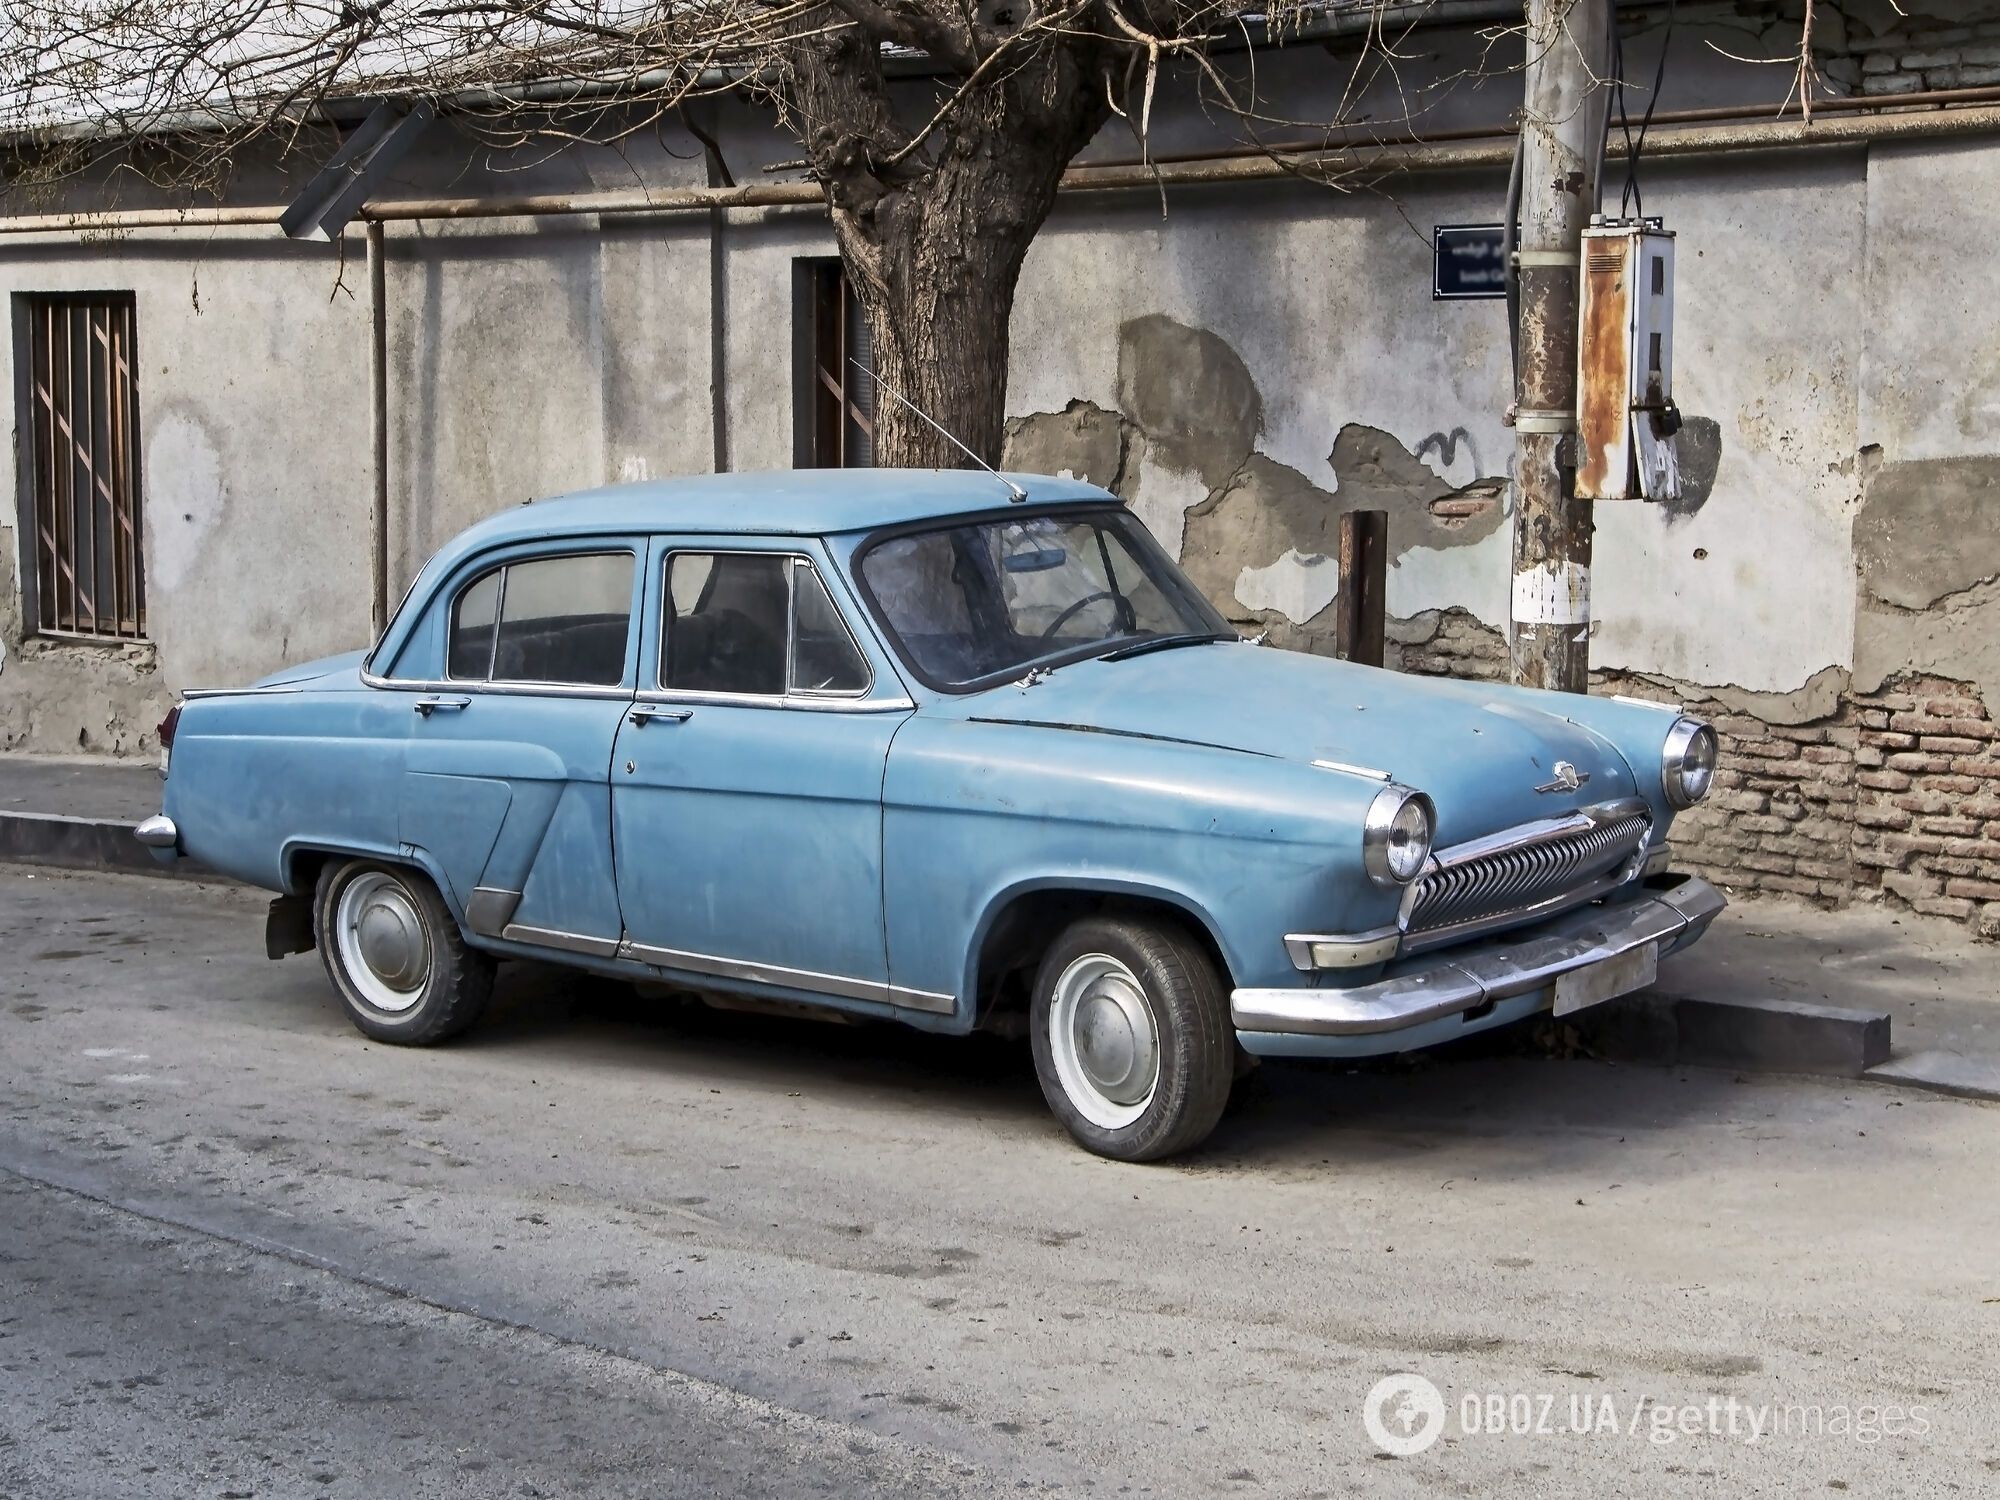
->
[314, 859, 493, 1045]
[1029, 915, 1233, 1161]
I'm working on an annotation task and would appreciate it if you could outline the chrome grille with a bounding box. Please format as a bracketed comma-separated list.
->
[1405, 802, 1652, 947]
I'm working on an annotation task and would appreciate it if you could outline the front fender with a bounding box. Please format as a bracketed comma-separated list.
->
[958, 872, 1244, 1009]
[883, 717, 1393, 1007]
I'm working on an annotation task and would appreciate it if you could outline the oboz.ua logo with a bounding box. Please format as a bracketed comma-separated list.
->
[1363, 1373, 1447, 1456]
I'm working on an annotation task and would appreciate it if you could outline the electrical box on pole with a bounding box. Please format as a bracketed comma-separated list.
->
[1574, 218, 1682, 502]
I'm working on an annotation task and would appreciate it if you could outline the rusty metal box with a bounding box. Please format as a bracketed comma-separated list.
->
[1575, 222, 1680, 501]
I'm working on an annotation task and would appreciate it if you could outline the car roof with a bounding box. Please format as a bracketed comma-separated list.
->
[454, 468, 1117, 548]
[368, 468, 1123, 674]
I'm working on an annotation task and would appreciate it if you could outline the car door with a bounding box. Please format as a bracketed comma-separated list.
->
[398, 540, 641, 954]
[610, 537, 928, 1007]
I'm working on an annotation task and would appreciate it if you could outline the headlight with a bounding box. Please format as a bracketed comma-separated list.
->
[1363, 784, 1435, 887]
[1662, 717, 1718, 809]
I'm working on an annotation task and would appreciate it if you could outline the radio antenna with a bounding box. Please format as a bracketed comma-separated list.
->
[848, 358, 1027, 502]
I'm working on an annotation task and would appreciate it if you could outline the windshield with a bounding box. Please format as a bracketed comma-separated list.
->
[856, 507, 1233, 691]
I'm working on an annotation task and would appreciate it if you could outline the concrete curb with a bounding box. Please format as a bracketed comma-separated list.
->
[1865, 1051, 2000, 1104]
[1573, 991, 1892, 1078]
[1675, 994, 1892, 1077]
[0, 811, 217, 881]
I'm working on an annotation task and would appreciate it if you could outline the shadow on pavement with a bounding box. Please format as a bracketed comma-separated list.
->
[457, 960, 1736, 1171]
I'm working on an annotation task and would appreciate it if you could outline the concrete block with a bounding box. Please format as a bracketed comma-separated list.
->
[1673, 995, 1891, 1077]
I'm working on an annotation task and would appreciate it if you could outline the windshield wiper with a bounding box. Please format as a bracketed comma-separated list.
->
[1099, 631, 1238, 662]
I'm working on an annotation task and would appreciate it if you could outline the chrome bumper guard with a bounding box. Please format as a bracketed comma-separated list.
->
[1232, 876, 1725, 1038]
[133, 814, 179, 848]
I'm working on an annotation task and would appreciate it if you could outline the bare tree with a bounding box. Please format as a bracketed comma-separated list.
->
[1, 1, 1456, 465]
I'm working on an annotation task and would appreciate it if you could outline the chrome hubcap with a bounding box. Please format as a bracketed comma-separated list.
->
[1048, 953, 1159, 1130]
[335, 870, 431, 1014]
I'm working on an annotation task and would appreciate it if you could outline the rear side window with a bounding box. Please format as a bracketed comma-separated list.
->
[447, 551, 634, 686]
[662, 552, 869, 697]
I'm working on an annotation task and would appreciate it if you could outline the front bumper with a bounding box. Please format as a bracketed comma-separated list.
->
[1232, 874, 1724, 1045]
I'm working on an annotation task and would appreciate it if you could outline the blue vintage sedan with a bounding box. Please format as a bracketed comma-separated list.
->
[137, 469, 1724, 1160]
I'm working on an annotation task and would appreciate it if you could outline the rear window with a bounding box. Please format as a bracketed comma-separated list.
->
[447, 552, 634, 687]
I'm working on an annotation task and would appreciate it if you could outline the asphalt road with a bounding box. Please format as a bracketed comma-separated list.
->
[3, 868, 1997, 1497]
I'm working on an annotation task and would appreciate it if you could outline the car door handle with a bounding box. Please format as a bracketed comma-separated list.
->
[628, 704, 692, 726]
[413, 695, 471, 717]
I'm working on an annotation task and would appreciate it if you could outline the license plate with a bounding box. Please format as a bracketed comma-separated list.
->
[1552, 942, 1658, 1017]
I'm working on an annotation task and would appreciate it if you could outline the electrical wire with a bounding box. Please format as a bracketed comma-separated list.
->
[1618, 0, 1677, 219]
[1502, 132, 1523, 386]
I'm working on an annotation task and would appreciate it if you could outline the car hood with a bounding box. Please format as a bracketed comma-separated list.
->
[952, 642, 1644, 843]
[252, 648, 369, 688]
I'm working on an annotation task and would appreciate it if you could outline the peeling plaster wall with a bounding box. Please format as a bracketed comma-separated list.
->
[1851, 138, 2000, 714]
[1590, 154, 1865, 691]
[1009, 156, 1867, 697]
[1, 127, 719, 754]
[384, 211, 713, 583]
[0, 232, 374, 754]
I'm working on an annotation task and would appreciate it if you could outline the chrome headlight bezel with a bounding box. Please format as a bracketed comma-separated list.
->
[1363, 784, 1436, 888]
[1661, 717, 1719, 809]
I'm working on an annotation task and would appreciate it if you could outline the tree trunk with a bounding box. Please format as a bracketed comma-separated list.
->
[788, 28, 1110, 469]
[832, 184, 1021, 469]
[828, 152, 1038, 469]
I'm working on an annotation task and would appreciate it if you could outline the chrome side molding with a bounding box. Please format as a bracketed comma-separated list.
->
[473, 919, 957, 1016]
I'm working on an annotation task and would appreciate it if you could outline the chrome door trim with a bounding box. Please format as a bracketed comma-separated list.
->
[360, 669, 635, 702]
[630, 686, 914, 715]
[619, 938, 954, 1015]
[181, 685, 306, 700]
[500, 922, 623, 960]
[654, 548, 906, 711]
[443, 545, 640, 688]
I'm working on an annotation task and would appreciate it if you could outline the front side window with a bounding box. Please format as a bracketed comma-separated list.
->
[662, 552, 870, 698]
[447, 551, 634, 686]
[856, 508, 1229, 691]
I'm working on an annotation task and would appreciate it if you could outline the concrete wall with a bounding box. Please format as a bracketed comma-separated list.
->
[5, 4, 2000, 934]
[0, 232, 376, 752]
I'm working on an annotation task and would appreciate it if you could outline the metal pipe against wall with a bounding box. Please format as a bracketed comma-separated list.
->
[7, 95, 2000, 238]
[366, 219, 389, 634]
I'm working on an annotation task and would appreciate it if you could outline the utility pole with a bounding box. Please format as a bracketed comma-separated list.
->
[1510, 0, 1611, 692]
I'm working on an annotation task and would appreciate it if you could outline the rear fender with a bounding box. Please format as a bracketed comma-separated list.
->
[279, 838, 462, 923]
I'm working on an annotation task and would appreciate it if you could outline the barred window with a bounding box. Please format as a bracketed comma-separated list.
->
[17, 294, 145, 640]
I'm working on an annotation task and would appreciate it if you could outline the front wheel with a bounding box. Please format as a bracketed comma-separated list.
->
[1030, 915, 1234, 1161]
[315, 859, 494, 1045]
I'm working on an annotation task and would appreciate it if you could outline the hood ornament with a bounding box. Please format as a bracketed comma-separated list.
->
[1537, 760, 1589, 794]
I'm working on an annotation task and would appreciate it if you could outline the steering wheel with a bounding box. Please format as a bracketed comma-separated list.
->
[1039, 590, 1131, 642]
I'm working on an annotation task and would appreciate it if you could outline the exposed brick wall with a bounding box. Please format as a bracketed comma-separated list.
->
[1389, 609, 1510, 682]
[1611, 676, 2000, 942]
[1850, 686, 2000, 933]
[1361, 609, 2000, 942]
[1827, 14, 2000, 96]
